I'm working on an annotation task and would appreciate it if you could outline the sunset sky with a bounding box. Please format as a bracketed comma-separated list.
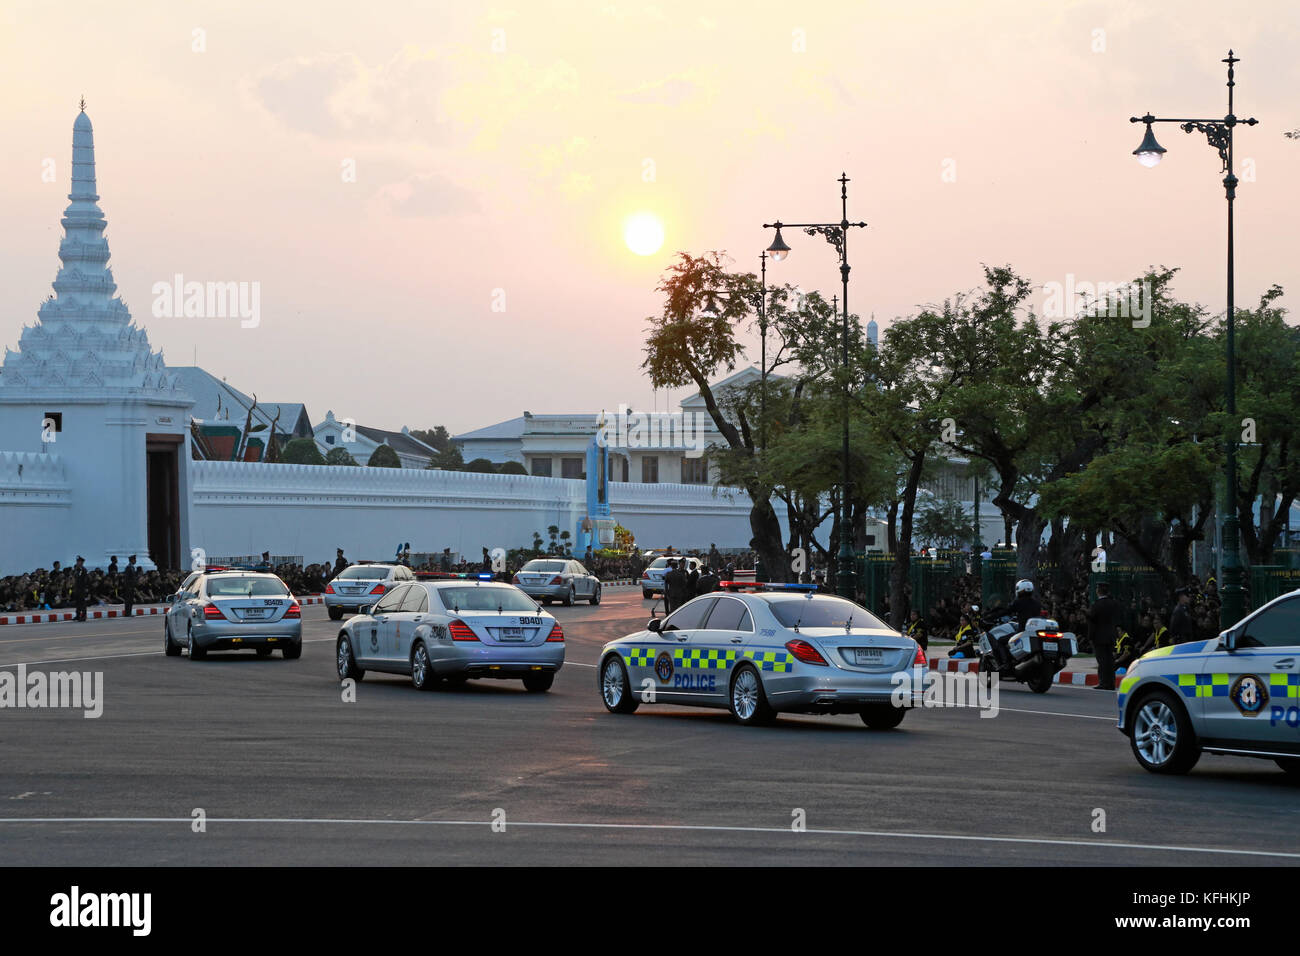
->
[1, 0, 1297, 434]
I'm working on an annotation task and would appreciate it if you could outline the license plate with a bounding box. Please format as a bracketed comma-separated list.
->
[500, 627, 524, 640]
[853, 648, 883, 664]
[243, 608, 266, 619]
[1042, 641, 1058, 653]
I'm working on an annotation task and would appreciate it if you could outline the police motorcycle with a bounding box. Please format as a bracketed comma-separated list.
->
[976, 583, 1077, 694]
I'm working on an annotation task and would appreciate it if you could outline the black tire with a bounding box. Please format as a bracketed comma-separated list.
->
[599, 655, 638, 714]
[187, 625, 206, 660]
[523, 672, 554, 693]
[256, 647, 273, 658]
[589, 584, 601, 605]
[282, 641, 302, 660]
[1129, 689, 1201, 774]
[563, 587, 575, 607]
[860, 704, 908, 729]
[1275, 757, 1300, 776]
[164, 620, 181, 657]
[729, 664, 777, 726]
[411, 641, 438, 691]
[337, 635, 364, 681]
[1027, 668, 1054, 694]
[642, 589, 653, 600]
[328, 606, 344, 621]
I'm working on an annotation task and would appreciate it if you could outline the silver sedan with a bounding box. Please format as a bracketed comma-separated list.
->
[164, 571, 303, 659]
[512, 559, 601, 606]
[336, 578, 565, 692]
[597, 585, 925, 727]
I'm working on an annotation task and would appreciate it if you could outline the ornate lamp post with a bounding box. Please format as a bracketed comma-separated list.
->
[764, 173, 868, 598]
[1129, 50, 1257, 629]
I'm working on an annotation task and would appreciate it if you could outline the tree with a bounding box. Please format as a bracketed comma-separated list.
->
[410, 425, 452, 452]
[465, 458, 497, 473]
[427, 445, 464, 471]
[324, 446, 359, 466]
[282, 438, 325, 465]
[498, 460, 528, 475]
[915, 494, 974, 551]
[367, 444, 401, 468]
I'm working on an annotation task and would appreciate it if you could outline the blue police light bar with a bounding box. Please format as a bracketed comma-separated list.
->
[717, 581, 819, 592]
[758, 582, 819, 592]
[475, 573, 494, 581]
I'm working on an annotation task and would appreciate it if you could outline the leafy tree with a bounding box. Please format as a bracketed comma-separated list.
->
[282, 437, 325, 465]
[498, 460, 528, 475]
[426, 444, 464, 471]
[367, 444, 401, 468]
[324, 446, 359, 466]
[465, 458, 497, 473]
[915, 494, 974, 550]
[410, 425, 452, 452]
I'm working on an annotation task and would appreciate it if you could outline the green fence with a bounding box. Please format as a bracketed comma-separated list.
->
[1249, 565, 1300, 606]
[858, 552, 971, 620]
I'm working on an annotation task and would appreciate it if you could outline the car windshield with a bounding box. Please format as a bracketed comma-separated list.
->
[522, 561, 566, 572]
[438, 587, 539, 612]
[766, 596, 887, 630]
[206, 576, 289, 597]
[338, 566, 389, 579]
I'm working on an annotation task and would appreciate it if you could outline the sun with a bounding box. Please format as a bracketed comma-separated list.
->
[623, 212, 664, 256]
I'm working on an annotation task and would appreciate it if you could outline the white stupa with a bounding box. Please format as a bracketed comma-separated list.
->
[0, 104, 194, 573]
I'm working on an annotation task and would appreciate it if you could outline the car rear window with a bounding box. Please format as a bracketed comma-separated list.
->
[766, 596, 886, 630]
[437, 587, 539, 612]
[206, 576, 290, 597]
[338, 565, 391, 579]
[522, 561, 567, 573]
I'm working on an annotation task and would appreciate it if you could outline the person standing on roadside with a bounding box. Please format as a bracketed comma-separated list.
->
[72, 556, 89, 621]
[1087, 582, 1123, 691]
[122, 555, 138, 618]
[663, 559, 687, 615]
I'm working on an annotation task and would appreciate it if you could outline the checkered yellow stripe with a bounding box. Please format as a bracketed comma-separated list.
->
[742, 649, 792, 673]
[1270, 673, 1300, 698]
[1176, 673, 1229, 698]
[625, 648, 656, 666]
[672, 648, 738, 670]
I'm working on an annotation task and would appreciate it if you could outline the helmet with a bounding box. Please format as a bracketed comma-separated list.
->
[1014, 579, 1034, 595]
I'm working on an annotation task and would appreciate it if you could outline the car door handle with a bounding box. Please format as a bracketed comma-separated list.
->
[1275, 658, 1296, 669]
[413, 616, 423, 622]
[730, 637, 744, 644]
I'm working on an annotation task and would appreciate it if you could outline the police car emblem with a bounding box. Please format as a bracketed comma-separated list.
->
[655, 651, 674, 683]
[1230, 674, 1268, 717]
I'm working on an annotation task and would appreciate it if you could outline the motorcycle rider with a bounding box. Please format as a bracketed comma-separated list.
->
[986, 579, 1042, 670]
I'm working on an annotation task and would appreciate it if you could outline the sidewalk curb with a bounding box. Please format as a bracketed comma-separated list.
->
[927, 655, 1100, 686]
[0, 595, 325, 626]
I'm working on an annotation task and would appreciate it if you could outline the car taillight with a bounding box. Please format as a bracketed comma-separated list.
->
[550, 575, 563, 585]
[324, 583, 335, 594]
[785, 639, 827, 666]
[641, 573, 650, 580]
[914, 644, 927, 667]
[512, 574, 521, 585]
[448, 619, 478, 641]
[203, 603, 225, 620]
[369, 583, 386, 594]
[285, 603, 301, 618]
[1036, 630, 1062, 639]
[546, 623, 564, 642]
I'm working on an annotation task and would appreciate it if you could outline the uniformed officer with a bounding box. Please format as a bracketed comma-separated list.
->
[122, 554, 138, 617]
[695, 565, 719, 595]
[72, 556, 88, 621]
[1087, 582, 1123, 690]
[663, 559, 687, 615]
[333, 548, 348, 578]
[1169, 588, 1194, 644]
[906, 609, 929, 651]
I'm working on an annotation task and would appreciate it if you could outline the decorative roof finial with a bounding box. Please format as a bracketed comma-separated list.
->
[79, 95, 86, 112]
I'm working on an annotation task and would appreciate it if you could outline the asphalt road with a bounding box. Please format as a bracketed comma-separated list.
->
[1, 589, 1297, 866]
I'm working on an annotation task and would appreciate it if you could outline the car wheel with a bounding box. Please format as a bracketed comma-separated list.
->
[523, 672, 554, 693]
[1026, 668, 1054, 693]
[187, 624, 206, 660]
[411, 641, 438, 691]
[860, 704, 907, 729]
[642, 589, 653, 600]
[589, 584, 601, 606]
[729, 664, 777, 726]
[328, 606, 343, 621]
[1275, 757, 1300, 776]
[337, 635, 365, 681]
[599, 655, 638, 714]
[164, 619, 180, 657]
[1130, 689, 1200, 774]
[563, 587, 575, 607]
[282, 642, 302, 660]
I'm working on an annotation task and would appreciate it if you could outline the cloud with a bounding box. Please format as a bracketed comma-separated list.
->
[253, 48, 446, 142]
[372, 172, 476, 219]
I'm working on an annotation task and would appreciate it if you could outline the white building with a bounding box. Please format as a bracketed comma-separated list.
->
[314, 410, 439, 469]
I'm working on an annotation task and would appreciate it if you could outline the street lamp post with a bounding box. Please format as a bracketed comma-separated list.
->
[1129, 50, 1257, 630]
[764, 172, 868, 599]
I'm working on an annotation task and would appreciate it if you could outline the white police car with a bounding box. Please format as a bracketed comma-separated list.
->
[1118, 589, 1300, 775]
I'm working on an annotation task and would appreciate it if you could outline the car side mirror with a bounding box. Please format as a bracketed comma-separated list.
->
[1221, 628, 1237, 651]
[358, 604, 372, 616]
[647, 618, 661, 632]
